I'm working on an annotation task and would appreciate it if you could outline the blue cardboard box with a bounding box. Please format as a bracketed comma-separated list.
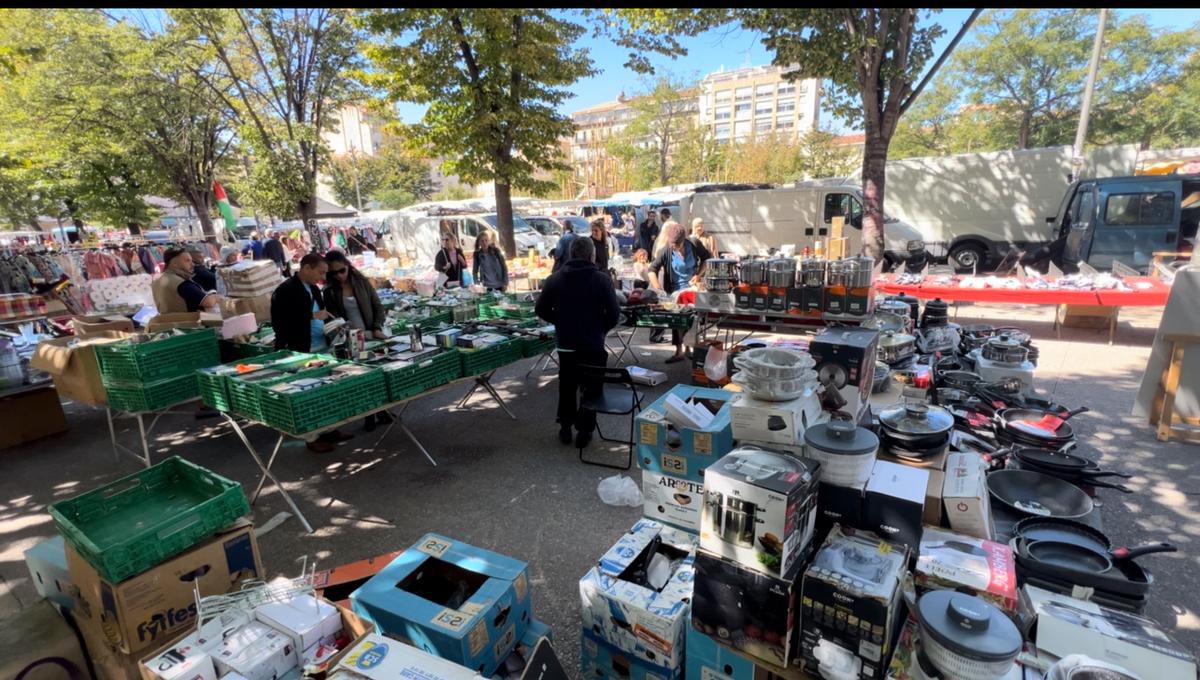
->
[686, 625, 806, 680]
[350, 533, 532, 676]
[636, 385, 736, 483]
[579, 629, 681, 680]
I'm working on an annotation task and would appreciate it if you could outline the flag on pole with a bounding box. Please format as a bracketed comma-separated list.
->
[214, 181, 237, 231]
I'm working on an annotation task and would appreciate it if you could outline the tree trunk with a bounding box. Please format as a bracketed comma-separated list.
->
[494, 179, 517, 258]
[184, 191, 217, 243]
[860, 141, 888, 262]
[659, 147, 669, 186]
[1018, 110, 1032, 150]
[299, 199, 323, 253]
[127, 222, 142, 236]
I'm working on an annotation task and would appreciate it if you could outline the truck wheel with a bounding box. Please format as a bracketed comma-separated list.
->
[949, 242, 986, 272]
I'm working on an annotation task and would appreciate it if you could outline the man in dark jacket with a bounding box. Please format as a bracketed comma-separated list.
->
[262, 230, 290, 274]
[535, 236, 621, 449]
[636, 211, 659, 254]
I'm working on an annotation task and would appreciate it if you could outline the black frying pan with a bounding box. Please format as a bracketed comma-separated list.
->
[987, 469, 1095, 518]
[1010, 537, 1154, 598]
[1012, 516, 1110, 551]
[1024, 540, 1176, 573]
[1013, 459, 1135, 493]
[997, 407, 1087, 441]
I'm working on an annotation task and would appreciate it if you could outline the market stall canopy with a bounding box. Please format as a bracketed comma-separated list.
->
[314, 197, 358, 219]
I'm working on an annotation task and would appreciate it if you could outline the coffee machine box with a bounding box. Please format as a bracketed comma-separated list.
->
[580, 628, 682, 680]
[728, 390, 825, 447]
[800, 526, 909, 680]
[636, 385, 736, 483]
[642, 470, 704, 534]
[810, 329, 879, 417]
[692, 549, 799, 669]
[700, 448, 821, 579]
[579, 519, 697, 672]
[686, 625, 807, 680]
[864, 460, 928, 551]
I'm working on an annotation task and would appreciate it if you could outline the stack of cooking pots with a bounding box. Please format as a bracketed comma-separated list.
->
[704, 258, 738, 293]
[738, 259, 767, 286]
[878, 400, 954, 460]
[877, 330, 917, 367]
[888, 293, 921, 329]
[914, 591, 1022, 680]
[875, 299, 915, 333]
[1003, 447, 1133, 495]
[921, 298, 950, 328]
[803, 421, 879, 486]
[799, 258, 827, 313]
[767, 258, 797, 313]
[824, 260, 849, 314]
[731, 347, 817, 402]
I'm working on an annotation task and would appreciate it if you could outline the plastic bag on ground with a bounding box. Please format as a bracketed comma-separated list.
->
[597, 474, 643, 507]
[703, 344, 729, 382]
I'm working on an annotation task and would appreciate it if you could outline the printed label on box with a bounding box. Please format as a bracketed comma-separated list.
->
[641, 422, 659, 445]
[660, 452, 688, 477]
[634, 619, 672, 656]
[430, 608, 470, 632]
[468, 619, 489, 657]
[493, 624, 516, 661]
[416, 536, 452, 558]
[693, 433, 712, 455]
[460, 602, 484, 617]
[514, 572, 528, 602]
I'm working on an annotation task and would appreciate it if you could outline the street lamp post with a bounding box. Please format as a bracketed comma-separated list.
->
[1071, 8, 1108, 182]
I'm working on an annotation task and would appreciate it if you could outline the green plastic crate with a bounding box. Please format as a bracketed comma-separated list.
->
[375, 350, 463, 401]
[259, 366, 388, 436]
[521, 333, 557, 358]
[634, 310, 695, 330]
[459, 338, 523, 376]
[97, 329, 220, 385]
[105, 374, 200, 412]
[198, 351, 313, 412]
[48, 456, 250, 583]
[227, 362, 329, 422]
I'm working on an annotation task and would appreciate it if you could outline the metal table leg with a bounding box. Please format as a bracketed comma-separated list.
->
[136, 413, 151, 468]
[107, 408, 119, 462]
[251, 434, 287, 503]
[477, 374, 517, 420]
[222, 414, 314, 534]
[372, 402, 438, 467]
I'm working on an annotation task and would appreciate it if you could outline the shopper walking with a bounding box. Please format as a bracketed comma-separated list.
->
[152, 248, 222, 314]
[435, 233, 467, 287]
[472, 231, 509, 292]
[535, 237, 621, 449]
[589, 217, 610, 275]
[636, 211, 659, 254]
[323, 250, 391, 432]
[648, 221, 711, 364]
[243, 231, 265, 260]
[550, 220, 578, 274]
[270, 253, 353, 452]
[262, 230, 290, 274]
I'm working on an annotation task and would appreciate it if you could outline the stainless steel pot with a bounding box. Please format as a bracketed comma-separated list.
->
[981, 336, 1029, 364]
[706, 258, 738, 279]
[767, 264, 795, 288]
[826, 260, 848, 287]
[706, 490, 758, 547]
[844, 255, 874, 288]
[739, 259, 767, 286]
[800, 258, 827, 287]
[878, 331, 916, 364]
[704, 275, 736, 293]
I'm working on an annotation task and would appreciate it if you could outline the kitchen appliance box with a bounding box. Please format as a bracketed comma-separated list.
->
[883, 619, 1022, 680]
[916, 527, 1018, 614]
[1025, 586, 1197, 680]
[799, 526, 909, 680]
[332, 633, 480, 680]
[863, 460, 929, 551]
[700, 449, 821, 579]
[809, 328, 879, 418]
[691, 548, 799, 669]
[580, 519, 697, 671]
[686, 625, 807, 680]
[728, 390, 826, 447]
[815, 481, 867, 537]
[642, 470, 704, 533]
[350, 533, 532, 676]
[68, 519, 263, 655]
[580, 629, 682, 680]
[636, 385, 736, 483]
[942, 452, 994, 540]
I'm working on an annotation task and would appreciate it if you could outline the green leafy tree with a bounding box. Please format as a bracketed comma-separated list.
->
[609, 78, 695, 186]
[326, 139, 435, 210]
[356, 9, 596, 257]
[431, 184, 478, 201]
[793, 130, 860, 181]
[673, 125, 725, 184]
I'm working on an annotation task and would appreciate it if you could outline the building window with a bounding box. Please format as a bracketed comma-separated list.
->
[777, 98, 796, 114]
[734, 102, 751, 118]
[755, 120, 773, 134]
[714, 105, 731, 121]
[715, 124, 730, 140]
[798, 82, 808, 95]
[735, 86, 752, 102]
[776, 118, 794, 129]
[755, 102, 773, 117]
[734, 120, 751, 139]
[715, 90, 732, 104]
[755, 83, 774, 97]
[778, 82, 795, 96]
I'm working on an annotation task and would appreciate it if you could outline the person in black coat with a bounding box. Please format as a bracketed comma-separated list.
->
[535, 236, 621, 449]
[262, 230, 290, 274]
[589, 217, 610, 275]
[636, 211, 659, 254]
[434, 233, 467, 287]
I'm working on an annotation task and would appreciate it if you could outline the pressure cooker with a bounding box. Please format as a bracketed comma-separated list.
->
[739, 259, 767, 286]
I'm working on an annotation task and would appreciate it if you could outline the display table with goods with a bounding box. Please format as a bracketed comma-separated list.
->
[875, 272, 1173, 343]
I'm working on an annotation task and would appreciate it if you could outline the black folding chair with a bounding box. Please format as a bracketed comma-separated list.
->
[577, 365, 643, 470]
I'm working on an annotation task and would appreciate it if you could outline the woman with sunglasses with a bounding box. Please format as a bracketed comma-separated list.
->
[472, 230, 509, 292]
[434, 233, 467, 287]
[322, 250, 391, 431]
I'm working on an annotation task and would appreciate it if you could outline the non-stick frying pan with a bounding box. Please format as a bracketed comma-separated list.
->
[1024, 540, 1176, 573]
[997, 408, 1083, 441]
[1010, 537, 1154, 598]
[1012, 516, 1110, 551]
[1012, 459, 1134, 493]
[987, 469, 1095, 518]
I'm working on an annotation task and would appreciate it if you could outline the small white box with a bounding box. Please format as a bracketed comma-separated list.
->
[142, 610, 246, 680]
[628, 366, 667, 387]
[335, 634, 482, 680]
[254, 594, 341, 650]
[663, 393, 715, 429]
[23, 536, 74, 611]
[218, 629, 297, 680]
[642, 470, 704, 533]
[728, 390, 824, 446]
[943, 452, 993, 540]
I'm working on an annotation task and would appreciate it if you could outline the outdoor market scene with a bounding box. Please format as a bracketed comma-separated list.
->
[3, 7, 1200, 680]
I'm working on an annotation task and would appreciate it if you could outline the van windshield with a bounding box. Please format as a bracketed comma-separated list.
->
[481, 214, 534, 233]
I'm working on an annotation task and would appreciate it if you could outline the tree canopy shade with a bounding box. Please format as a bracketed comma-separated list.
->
[326, 139, 435, 210]
[355, 9, 595, 257]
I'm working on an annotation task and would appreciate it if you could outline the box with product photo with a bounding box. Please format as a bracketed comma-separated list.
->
[642, 470, 705, 534]
[636, 385, 736, 483]
[333, 633, 482, 680]
[691, 548, 798, 669]
[580, 628, 681, 680]
[685, 624, 807, 680]
[211, 622, 298, 680]
[799, 526, 909, 680]
[350, 533, 532, 676]
[916, 527, 1018, 614]
[1025, 585, 1197, 680]
[809, 328, 879, 418]
[580, 519, 697, 672]
[942, 452, 993, 540]
[700, 447, 821, 579]
[864, 460, 928, 551]
[923, 469, 944, 527]
[728, 390, 826, 447]
[68, 519, 263, 655]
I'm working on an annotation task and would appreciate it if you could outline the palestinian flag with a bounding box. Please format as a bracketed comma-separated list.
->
[214, 181, 237, 231]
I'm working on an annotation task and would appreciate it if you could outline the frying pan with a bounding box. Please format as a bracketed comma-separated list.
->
[997, 407, 1086, 441]
[1014, 459, 1134, 494]
[1024, 540, 1176, 573]
[1012, 516, 1110, 551]
[987, 469, 1095, 518]
[1010, 537, 1154, 598]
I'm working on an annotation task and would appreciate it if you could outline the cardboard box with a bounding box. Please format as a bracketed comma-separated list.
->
[916, 527, 1018, 614]
[78, 609, 145, 680]
[701, 448, 821, 578]
[579, 519, 697, 671]
[728, 391, 825, 446]
[254, 593, 342, 651]
[350, 533, 532, 676]
[211, 622, 298, 680]
[799, 526, 908, 680]
[31, 331, 132, 406]
[636, 385, 736, 483]
[73, 314, 135, 335]
[864, 460, 928, 551]
[686, 625, 806, 680]
[68, 519, 263, 655]
[0, 385, 67, 449]
[333, 633, 482, 680]
[943, 452, 993, 540]
[1026, 586, 1196, 680]
[579, 628, 681, 680]
[809, 328, 879, 419]
[0, 600, 90, 680]
[224, 292, 273, 323]
[816, 481, 866, 533]
[24, 535, 75, 611]
[642, 470, 704, 534]
[923, 469, 944, 527]
[313, 551, 404, 609]
[692, 548, 798, 668]
[145, 312, 223, 332]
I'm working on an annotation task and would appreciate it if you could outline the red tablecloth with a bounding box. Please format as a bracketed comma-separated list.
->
[1093, 277, 1172, 307]
[874, 275, 1172, 308]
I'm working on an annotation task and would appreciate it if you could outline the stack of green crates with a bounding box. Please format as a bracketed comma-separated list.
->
[459, 337, 523, 376]
[367, 349, 463, 402]
[47, 456, 250, 584]
[392, 309, 453, 335]
[259, 363, 388, 436]
[96, 328, 220, 412]
[197, 351, 315, 412]
[520, 330, 557, 358]
[226, 360, 330, 422]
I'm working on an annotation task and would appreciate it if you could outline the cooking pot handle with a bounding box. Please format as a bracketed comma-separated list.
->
[1112, 543, 1176, 561]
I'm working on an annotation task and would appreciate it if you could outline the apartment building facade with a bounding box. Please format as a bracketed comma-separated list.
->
[697, 64, 821, 144]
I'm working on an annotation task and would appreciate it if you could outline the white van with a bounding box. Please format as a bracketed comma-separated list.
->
[678, 186, 925, 266]
[382, 211, 553, 265]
